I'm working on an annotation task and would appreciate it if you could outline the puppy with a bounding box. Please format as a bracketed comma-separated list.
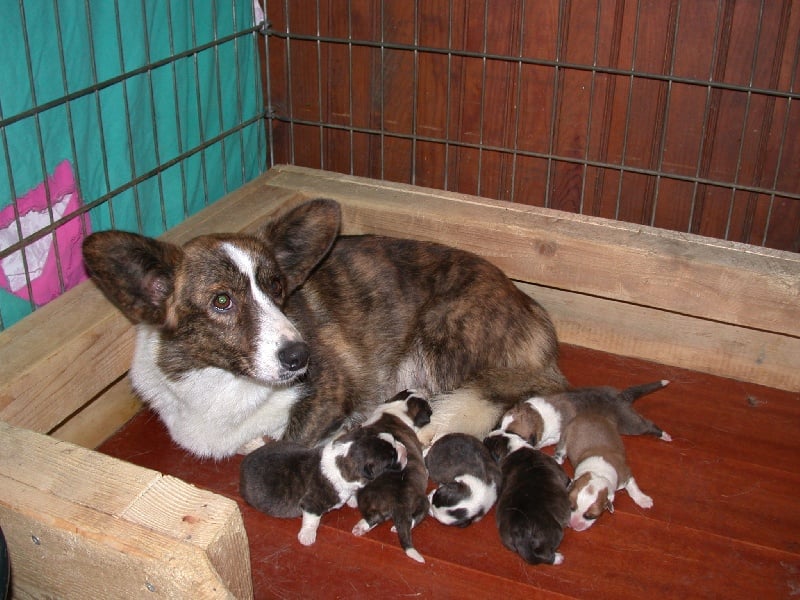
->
[483, 430, 571, 566]
[501, 380, 672, 448]
[555, 411, 659, 531]
[240, 426, 407, 546]
[351, 390, 432, 563]
[425, 433, 502, 527]
[82, 198, 567, 459]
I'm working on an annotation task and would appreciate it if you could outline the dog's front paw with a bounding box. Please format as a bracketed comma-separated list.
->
[552, 552, 565, 565]
[660, 431, 673, 442]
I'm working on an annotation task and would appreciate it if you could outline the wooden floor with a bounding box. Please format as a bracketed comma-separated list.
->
[99, 344, 800, 600]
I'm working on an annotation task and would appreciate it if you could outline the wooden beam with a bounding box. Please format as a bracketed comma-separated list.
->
[49, 376, 143, 448]
[0, 421, 252, 599]
[525, 284, 799, 392]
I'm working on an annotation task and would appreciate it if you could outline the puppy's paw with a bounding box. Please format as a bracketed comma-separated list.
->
[660, 431, 673, 442]
[298, 512, 321, 545]
[552, 552, 564, 565]
[553, 451, 566, 465]
[352, 518, 373, 536]
[406, 547, 425, 563]
[625, 477, 653, 509]
[297, 528, 317, 546]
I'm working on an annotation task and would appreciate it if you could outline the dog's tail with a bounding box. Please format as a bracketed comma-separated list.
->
[619, 379, 669, 404]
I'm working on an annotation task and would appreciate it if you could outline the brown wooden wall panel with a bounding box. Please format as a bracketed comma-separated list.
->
[262, 0, 799, 252]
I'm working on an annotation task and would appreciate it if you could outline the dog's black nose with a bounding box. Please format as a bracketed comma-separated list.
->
[278, 341, 310, 372]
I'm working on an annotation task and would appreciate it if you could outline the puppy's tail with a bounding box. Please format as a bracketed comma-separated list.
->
[619, 379, 669, 404]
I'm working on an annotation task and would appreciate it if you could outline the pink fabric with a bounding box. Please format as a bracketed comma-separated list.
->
[0, 160, 91, 306]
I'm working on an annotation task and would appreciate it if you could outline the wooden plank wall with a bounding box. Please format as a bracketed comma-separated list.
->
[263, 0, 800, 252]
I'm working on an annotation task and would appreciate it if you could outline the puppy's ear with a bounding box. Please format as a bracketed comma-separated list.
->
[409, 397, 433, 428]
[386, 390, 413, 404]
[482, 434, 506, 463]
[431, 481, 469, 507]
[83, 231, 181, 325]
[258, 198, 341, 292]
[362, 461, 377, 480]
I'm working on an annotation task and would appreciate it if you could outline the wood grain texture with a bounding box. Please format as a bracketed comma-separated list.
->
[49, 376, 143, 448]
[0, 421, 252, 599]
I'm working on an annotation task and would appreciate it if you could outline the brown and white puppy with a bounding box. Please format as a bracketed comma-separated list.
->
[425, 433, 502, 527]
[350, 390, 432, 563]
[555, 411, 659, 532]
[82, 199, 567, 459]
[501, 380, 673, 449]
[239, 426, 407, 546]
[483, 430, 571, 566]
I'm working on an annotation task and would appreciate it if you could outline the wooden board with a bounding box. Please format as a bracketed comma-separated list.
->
[49, 376, 143, 449]
[0, 421, 252, 599]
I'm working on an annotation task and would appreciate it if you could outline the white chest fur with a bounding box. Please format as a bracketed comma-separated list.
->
[129, 325, 301, 459]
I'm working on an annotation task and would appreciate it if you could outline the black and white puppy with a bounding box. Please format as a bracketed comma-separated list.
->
[425, 433, 502, 527]
[483, 430, 571, 566]
[351, 390, 432, 563]
[240, 425, 407, 546]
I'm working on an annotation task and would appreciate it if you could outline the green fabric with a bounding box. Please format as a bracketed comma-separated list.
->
[0, 0, 265, 329]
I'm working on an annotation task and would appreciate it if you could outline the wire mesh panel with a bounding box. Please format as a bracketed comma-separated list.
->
[263, 0, 799, 252]
[0, 0, 266, 331]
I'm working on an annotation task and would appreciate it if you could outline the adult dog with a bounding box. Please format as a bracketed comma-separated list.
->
[82, 198, 567, 458]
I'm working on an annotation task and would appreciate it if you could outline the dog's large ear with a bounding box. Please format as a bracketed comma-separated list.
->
[82, 231, 181, 325]
[258, 198, 341, 292]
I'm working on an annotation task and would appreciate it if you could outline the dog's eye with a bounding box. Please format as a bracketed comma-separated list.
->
[212, 293, 233, 312]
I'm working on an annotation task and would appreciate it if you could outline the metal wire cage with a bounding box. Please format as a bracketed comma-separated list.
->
[2, 1, 798, 332]
[263, 0, 799, 252]
[0, 1, 267, 331]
